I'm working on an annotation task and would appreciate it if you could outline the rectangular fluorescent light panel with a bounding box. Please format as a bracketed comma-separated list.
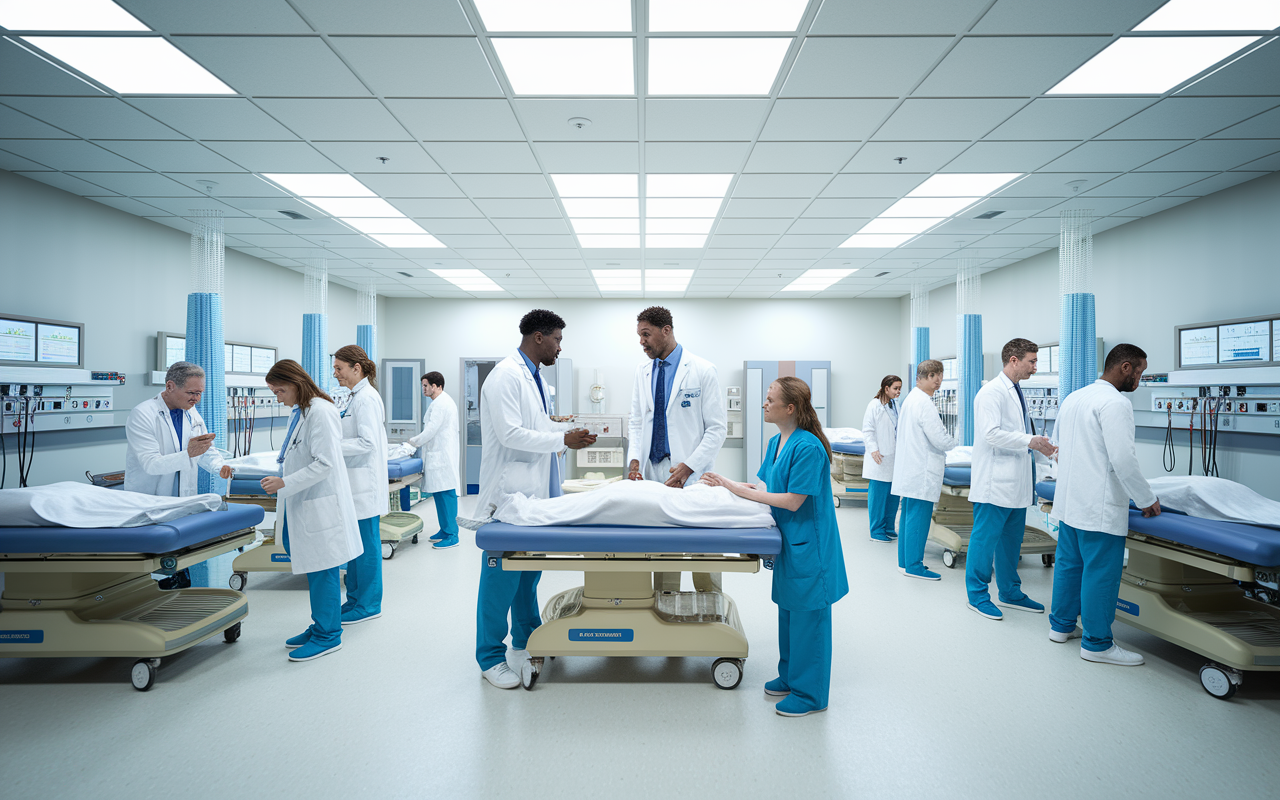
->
[648, 38, 792, 95]
[645, 174, 734, 197]
[908, 173, 1023, 197]
[578, 234, 641, 248]
[0, 0, 149, 30]
[372, 234, 447, 248]
[838, 233, 916, 248]
[430, 269, 502, 291]
[264, 173, 374, 197]
[881, 197, 978, 217]
[592, 269, 642, 290]
[551, 174, 638, 197]
[858, 217, 945, 235]
[645, 218, 714, 234]
[561, 198, 639, 217]
[646, 197, 723, 217]
[474, 0, 632, 32]
[21, 36, 235, 94]
[1047, 36, 1259, 94]
[304, 196, 402, 217]
[1134, 0, 1280, 31]
[570, 218, 639, 234]
[781, 268, 857, 292]
[645, 235, 707, 248]
[649, 0, 810, 32]
[644, 269, 694, 291]
[492, 38, 634, 95]
[341, 218, 428, 235]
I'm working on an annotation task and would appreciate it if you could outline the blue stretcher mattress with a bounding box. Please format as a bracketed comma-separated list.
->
[229, 457, 423, 496]
[476, 522, 782, 555]
[944, 466, 971, 486]
[1035, 480, 1280, 567]
[832, 441, 865, 455]
[0, 504, 264, 554]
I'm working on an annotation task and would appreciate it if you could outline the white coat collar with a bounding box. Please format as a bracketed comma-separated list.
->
[995, 371, 1016, 392]
[350, 377, 370, 395]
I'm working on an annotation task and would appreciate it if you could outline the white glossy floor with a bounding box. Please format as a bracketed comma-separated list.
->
[2, 496, 1277, 799]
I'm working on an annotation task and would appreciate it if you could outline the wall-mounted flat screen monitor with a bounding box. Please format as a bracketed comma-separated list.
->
[164, 334, 185, 368]
[37, 323, 81, 365]
[1274, 320, 1280, 363]
[0, 318, 37, 362]
[1218, 320, 1269, 364]
[251, 347, 274, 372]
[231, 345, 252, 373]
[1179, 327, 1218, 367]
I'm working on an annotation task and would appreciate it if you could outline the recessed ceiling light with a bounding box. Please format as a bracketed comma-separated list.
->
[0, 0, 149, 30]
[578, 234, 641, 248]
[645, 218, 714, 234]
[551, 174, 638, 197]
[571, 218, 640, 234]
[645, 234, 707, 248]
[646, 197, 723, 216]
[263, 174, 374, 197]
[561, 198, 639, 217]
[907, 173, 1023, 197]
[1047, 36, 1259, 95]
[838, 233, 916, 248]
[781, 268, 856, 291]
[649, 0, 810, 32]
[859, 217, 945, 235]
[645, 174, 734, 197]
[304, 196, 402, 217]
[1134, 0, 1280, 31]
[340, 217, 428, 235]
[492, 38, 634, 95]
[881, 197, 978, 217]
[648, 38, 791, 95]
[21, 36, 235, 94]
[372, 233, 447, 248]
[431, 268, 503, 291]
[473, 0, 632, 32]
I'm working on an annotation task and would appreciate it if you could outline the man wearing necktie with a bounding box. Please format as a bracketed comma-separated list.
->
[965, 339, 1058, 621]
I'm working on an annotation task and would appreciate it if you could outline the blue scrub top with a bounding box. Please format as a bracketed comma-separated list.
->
[757, 428, 849, 611]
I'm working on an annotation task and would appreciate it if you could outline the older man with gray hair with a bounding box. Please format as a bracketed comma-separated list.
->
[125, 361, 226, 498]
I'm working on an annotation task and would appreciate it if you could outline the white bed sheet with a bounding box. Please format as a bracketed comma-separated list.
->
[0, 482, 222, 528]
[492, 480, 776, 529]
[1147, 476, 1280, 529]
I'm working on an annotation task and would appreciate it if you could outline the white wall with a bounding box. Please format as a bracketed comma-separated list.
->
[0, 169, 362, 486]
[379, 297, 906, 481]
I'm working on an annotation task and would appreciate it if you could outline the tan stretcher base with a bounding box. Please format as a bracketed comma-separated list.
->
[928, 487, 1058, 568]
[380, 511, 425, 559]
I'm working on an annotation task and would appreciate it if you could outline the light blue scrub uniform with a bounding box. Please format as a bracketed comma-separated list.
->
[1049, 522, 1126, 652]
[758, 429, 849, 714]
[867, 399, 899, 540]
[475, 351, 559, 671]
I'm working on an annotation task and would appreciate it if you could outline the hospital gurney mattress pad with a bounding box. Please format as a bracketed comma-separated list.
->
[0, 503, 264, 553]
[831, 441, 865, 455]
[386, 456, 423, 480]
[477, 522, 781, 555]
[943, 466, 971, 487]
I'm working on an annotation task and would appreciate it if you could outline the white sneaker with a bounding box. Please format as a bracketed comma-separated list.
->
[1049, 627, 1083, 643]
[482, 662, 521, 689]
[1081, 644, 1144, 666]
[507, 648, 530, 666]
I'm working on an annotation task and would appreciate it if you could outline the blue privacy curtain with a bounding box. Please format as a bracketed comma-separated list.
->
[957, 313, 982, 446]
[1058, 209, 1095, 403]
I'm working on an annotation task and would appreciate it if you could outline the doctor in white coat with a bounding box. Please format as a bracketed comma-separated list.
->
[891, 359, 959, 581]
[1050, 343, 1160, 667]
[861, 374, 902, 543]
[257, 359, 363, 663]
[332, 345, 389, 626]
[966, 339, 1058, 621]
[407, 370, 460, 549]
[475, 310, 596, 689]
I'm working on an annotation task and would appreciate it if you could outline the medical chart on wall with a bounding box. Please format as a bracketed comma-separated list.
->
[37, 323, 79, 364]
[1218, 320, 1268, 364]
[0, 318, 36, 361]
[231, 345, 252, 373]
[251, 347, 274, 373]
[1180, 327, 1217, 367]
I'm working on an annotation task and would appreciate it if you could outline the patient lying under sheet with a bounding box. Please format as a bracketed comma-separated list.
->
[0, 482, 222, 527]
[1146, 476, 1280, 529]
[491, 479, 776, 529]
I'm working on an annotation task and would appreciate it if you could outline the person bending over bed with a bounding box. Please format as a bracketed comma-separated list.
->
[702, 377, 847, 718]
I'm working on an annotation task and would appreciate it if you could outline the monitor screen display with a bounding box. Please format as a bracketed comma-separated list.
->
[251, 347, 274, 373]
[1274, 321, 1280, 363]
[164, 335, 185, 368]
[231, 344, 252, 372]
[1179, 327, 1218, 367]
[0, 318, 37, 362]
[1218, 320, 1269, 364]
[37, 323, 80, 365]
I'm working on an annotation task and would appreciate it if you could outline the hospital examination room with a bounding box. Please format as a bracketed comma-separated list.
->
[4, 0, 1280, 797]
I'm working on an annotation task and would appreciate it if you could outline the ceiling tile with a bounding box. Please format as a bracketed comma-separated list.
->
[451, 173, 553, 198]
[991, 171, 1119, 197]
[786, 218, 865, 234]
[255, 99, 412, 140]
[764, 249, 830, 260]
[424, 142, 540, 172]
[200, 141, 338, 172]
[134, 196, 253, 217]
[714, 218, 792, 235]
[453, 248, 523, 259]
[64, 171, 200, 196]
[701, 248, 768, 259]
[386, 99, 525, 140]
[311, 141, 441, 172]
[759, 99, 896, 141]
[914, 37, 1110, 97]
[942, 140, 1077, 172]
[515, 99, 637, 140]
[92, 140, 243, 172]
[329, 37, 502, 97]
[811, 0, 990, 34]
[732, 173, 830, 197]
[1120, 196, 1197, 217]
[1176, 37, 1280, 97]
[0, 139, 145, 171]
[1237, 151, 1280, 171]
[353, 173, 461, 196]
[744, 142, 857, 172]
[645, 98, 770, 141]
[819, 173, 927, 197]
[473, 198, 562, 217]
[288, 0, 473, 34]
[390, 198, 484, 217]
[1099, 97, 1280, 141]
[1083, 172, 1213, 197]
[493, 218, 571, 235]
[710, 235, 780, 248]
[802, 198, 895, 217]
[13, 171, 119, 196]
[173, 37, 371, 97]
[986, 97, 1156, 140]
[436, 234, 509, 249]
[507, 235, 577, 248]
[645, 141, 751, 172]
[1208, 104, 1280, 139]
[873, 99, 1027, 140]
[4, 97, 185, 140]
[89, 196, 174, 216]
[782, 37, 952, 97]
[722, 198, 807, 217]
[1136, 140, 1280, 172]
[533, 141, 639, 172]
[971, 0, 1165, 33]
[842, 141, 969, 172]
[0, 37, 108, 96]
[1174, 171, 1268, 197]
[0, 104, 74, 138]
[125, 98, 297, 140]
[117, 0, 311, 33]
[1041, 140, 1191, 172]
[1031, 196, 1150, 217]
[417, 218, 499, 234]
[776, 234, 848, 248]
[167, 172, 289, 197]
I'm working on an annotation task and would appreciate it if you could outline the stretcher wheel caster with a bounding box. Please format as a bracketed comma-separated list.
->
[382, 543, 395, 560]
[223, 622, 242, 643]
[229, 572, 247, 591]
[1254, 588, 1277, 605]
[521, 657, 543, 691]
[942, 550, 958, 569]
[833, 496, 841, 508]
[131, 659, 157, 692]
[712, 658, 743, 690]
[412, 534, 420, 544]
[1199, 663, 1241, 700]
[1042, 554, 1056, 568]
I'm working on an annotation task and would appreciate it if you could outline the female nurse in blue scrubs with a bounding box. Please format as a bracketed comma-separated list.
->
[703, 376, 848, 717]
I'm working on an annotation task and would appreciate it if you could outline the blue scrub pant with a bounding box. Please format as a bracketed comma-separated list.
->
[475, 552, 542, 670]
[777, 604, 833, 711]
[342, 516, 383, 617]
[867, 479, 900, 537]
[898, 497, 934, 571]
[427, 489, 459, 537]
[399, 486, 411, 511]
[282, 517, 342, 647]
[1049, 522, 1126, 653]
[966, 503, 1027, 605]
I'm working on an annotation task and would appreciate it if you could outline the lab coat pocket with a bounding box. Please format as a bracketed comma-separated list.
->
[349, 465, 374, 499]
[300, 494, 344, 539]
[783, 539, 819, 579]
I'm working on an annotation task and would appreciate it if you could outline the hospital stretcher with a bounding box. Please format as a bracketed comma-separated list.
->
[928, 465, 1057, 570]
[225, 456, 426, 589]
[830, 441, 867, 507]
[1037, 481, 1280, 700]
[0, 503, 264, 691]
[475, 522, 781, 690]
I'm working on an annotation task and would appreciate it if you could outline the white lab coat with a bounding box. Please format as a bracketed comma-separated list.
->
[474, 352, 570, 515]
[626, 349, 727, 485]
[278, 398, 364, 574]
[339, 378, 389, 520]
[408, 390, 460, 494]
[124, 394, 225, 497]
[1052, 379, 1158, 537]
[969, 373, 1036, 509]
[860, 398, 897, 482]
[890, 387, 959, 503]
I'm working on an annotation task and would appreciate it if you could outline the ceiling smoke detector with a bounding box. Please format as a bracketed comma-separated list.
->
[195, 179, 218, 195]
[567, 117, 592, 129]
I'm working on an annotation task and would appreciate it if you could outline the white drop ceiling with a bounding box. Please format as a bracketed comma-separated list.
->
[1, 0, 1278, 299]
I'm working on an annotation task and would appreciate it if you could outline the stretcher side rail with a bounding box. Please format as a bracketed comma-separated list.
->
[0, 527, 257, 574]
[1125, 533, 1260, 583]
[493, 551, 764, 573]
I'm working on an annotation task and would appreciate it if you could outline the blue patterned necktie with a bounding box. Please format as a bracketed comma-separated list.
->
[649, 359, 669, 464]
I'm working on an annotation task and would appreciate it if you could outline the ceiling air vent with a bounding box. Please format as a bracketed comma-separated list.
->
[397, 271, 413, 277]
[277, 210, 309, 220]
[875, 271, 890, 277]
[974, 210, 1005, 220]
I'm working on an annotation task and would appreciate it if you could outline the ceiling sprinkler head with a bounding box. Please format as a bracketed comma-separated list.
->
[1066, 179, 1087, 194]
[376, 156, 390, 165]
[195, 180, 218, 194]
[894, 157, 907, 164]
[567, 117, 592, 130]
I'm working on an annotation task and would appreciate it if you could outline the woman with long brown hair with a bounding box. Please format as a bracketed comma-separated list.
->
[702, 376, 848, 717]
[862, 375, 903, 543]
